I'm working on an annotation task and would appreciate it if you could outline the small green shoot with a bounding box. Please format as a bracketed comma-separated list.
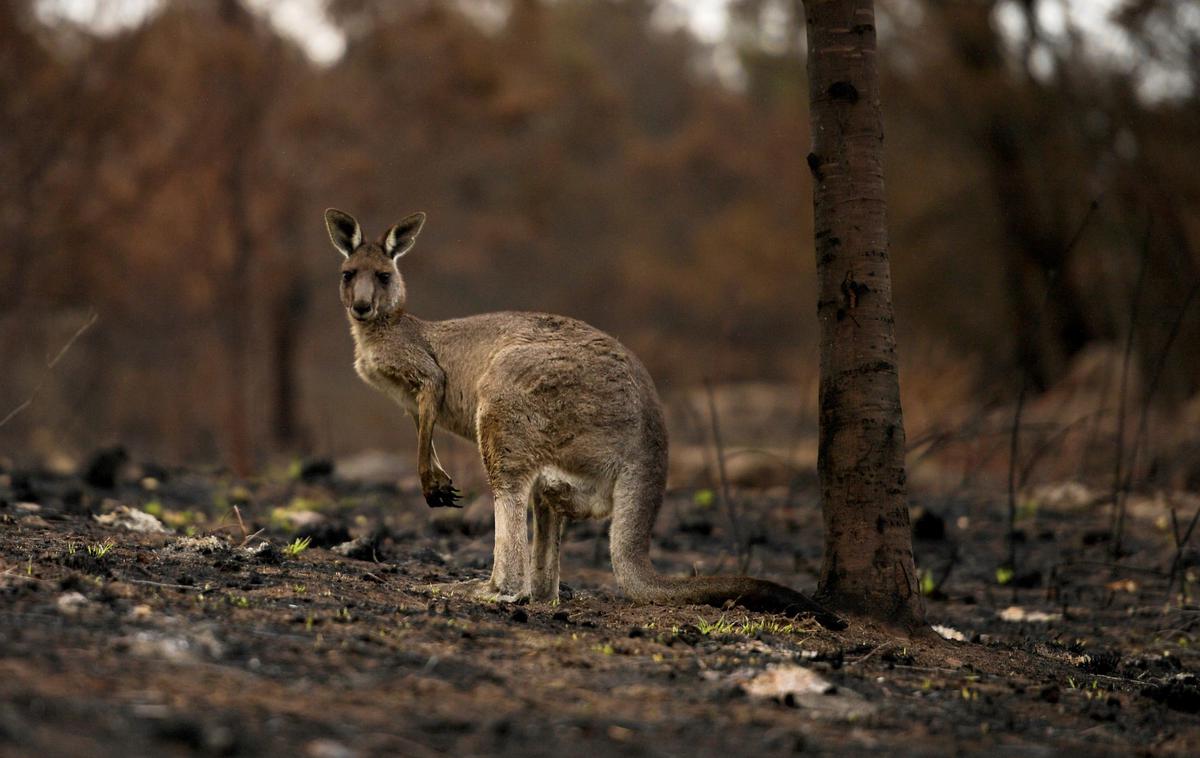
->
[995, 566, 1014, 586]
[284, 536, 312, 557]
[920, 568, 935, 596]
[695, 615, 735, 636]
[692, 613, 800, 637]
[87, 540, 115, 559]
[693, 489, 715, 508]
[1016, 497, 1039, 521]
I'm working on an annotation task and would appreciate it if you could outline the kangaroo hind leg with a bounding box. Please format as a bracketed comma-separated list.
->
[530, 469, 611, 602]
[530, 481, 565, 602]
[484, 481, 534, 602]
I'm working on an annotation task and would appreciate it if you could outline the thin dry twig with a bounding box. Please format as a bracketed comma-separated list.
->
[906, 401, 1009, 476]
[1007, 282, 1046, 579]
[226, 504, 267, 547]
[1110, 221, 1151, 560]
[847, 641, 893, 667]
[361, 571, 389, 585]
[1053, 560, 1167, 577]
[124, 578, 205, 591]
[0, 566, 56, 584]
[703, 378, 747, 574]
[0, 309, 98, 429]
[1018, 411, 1102, 487]
[1007, 200, 1098, 580]
[1165, 505, 1200, 602]
[1125, 279, 1200, 493]
[931, 545, 960, 598]
[720, 447, 802, 473]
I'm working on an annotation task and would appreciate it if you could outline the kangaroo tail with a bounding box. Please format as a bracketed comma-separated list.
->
[611, 549, 846, 631]
[610, 468, 846, 631]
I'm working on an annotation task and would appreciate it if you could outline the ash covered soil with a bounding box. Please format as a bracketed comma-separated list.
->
[2, 453, 1199, 757]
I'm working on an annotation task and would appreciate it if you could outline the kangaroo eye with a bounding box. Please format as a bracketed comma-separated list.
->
[377, 272, 392, 285]
[341, 270, 354, 282]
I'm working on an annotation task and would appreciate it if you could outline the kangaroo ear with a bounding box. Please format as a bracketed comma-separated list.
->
[382, 212, 426, 259]
[325, 208, 362, 257]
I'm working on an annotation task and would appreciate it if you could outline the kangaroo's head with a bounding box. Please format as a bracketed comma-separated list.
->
[324, 208, 426, 324]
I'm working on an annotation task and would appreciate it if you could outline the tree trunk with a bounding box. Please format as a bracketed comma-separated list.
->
[803, 0, 925, 630]
[271, 275, 308, 449]
[222, 153, 255, 478]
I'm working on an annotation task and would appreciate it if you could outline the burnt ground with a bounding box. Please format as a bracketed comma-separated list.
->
[2, 456, 1200, 757]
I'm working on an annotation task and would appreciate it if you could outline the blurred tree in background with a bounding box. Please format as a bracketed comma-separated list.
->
[1, 0, 1198, 480]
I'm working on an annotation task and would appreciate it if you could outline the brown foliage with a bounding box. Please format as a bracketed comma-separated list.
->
[1, 0, 1198, 475]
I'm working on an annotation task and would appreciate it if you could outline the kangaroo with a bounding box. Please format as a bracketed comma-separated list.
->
[326, 208, 843, 629]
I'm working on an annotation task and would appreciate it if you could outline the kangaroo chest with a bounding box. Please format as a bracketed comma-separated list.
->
[354, 343, 419, 416]
[349, 322, 481, 443]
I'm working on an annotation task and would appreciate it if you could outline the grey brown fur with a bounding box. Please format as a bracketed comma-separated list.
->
[325, 209, 843, 629]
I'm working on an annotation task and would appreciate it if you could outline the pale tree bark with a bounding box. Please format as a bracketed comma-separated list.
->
[803, 0, 925, 630]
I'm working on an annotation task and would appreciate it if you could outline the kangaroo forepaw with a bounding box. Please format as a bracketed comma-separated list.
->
[423, 482, 463, 508]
